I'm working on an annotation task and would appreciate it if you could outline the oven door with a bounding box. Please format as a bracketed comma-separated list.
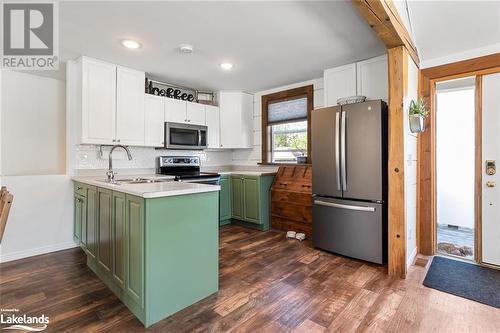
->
[165, 122, 208, 150]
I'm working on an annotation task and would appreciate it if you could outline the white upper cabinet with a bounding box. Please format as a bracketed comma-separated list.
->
[81, 57, 116, 144]
[205, 105, 220, 148]
[356, 55, 388, 101]
[323, 55, 388, 107]
[144, 94, 165, 147]
[219, 91, 253, 149]
[116, 66, 145, 145]
[324, 63, 357, 107]
[164, 98, 187, 124]
[186, 101, 206, 125]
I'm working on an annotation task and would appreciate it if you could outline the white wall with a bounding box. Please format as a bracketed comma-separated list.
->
[0, 71, 74, 262]
[405, 55, 418, 267]
[231, 78, 324, 165]
[2, 71, 66, 175]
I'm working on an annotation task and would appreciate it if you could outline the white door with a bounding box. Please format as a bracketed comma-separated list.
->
[81, 58, 116, 144]
[482, 72, 500, 266]
[116, 66, 145, 145]
[165, 98, 187, 124]
[144, 94, 165, 147]
[186, 102, 206, 125]
[205, 105, 220, 148]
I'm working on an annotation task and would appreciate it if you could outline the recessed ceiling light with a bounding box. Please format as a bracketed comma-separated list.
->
[121, 39, 141, 49]
[220, 63, 234, 70]
[179, 44, 194, 54]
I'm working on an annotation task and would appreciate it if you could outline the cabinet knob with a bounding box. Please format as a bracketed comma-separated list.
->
[117, 139, 121, 142]
[112, 139, 116, 142]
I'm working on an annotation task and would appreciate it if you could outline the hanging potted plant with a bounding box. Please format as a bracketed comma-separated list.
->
[409, 97, 428, 133]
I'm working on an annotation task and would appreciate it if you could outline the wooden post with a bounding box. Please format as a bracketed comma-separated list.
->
[387, 46, 407, 278]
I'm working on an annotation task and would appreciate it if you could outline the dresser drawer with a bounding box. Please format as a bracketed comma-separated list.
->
[74, 182, 87, 197]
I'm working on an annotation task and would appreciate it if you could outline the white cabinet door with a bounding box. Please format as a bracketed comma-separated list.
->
[144, 94, 165, 147]
[186, 101, 206, 125]
[205, 105, 220, 148]
[356, 55, 388, 101]
[116, 66, 145, 145]
[323, 63, 357, 107]
[81, 57, 116, 144]
[219, 91, 253, 149]
[165, 98, 187, 124]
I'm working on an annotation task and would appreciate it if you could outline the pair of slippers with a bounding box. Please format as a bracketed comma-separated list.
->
[286, 231, 306, 241]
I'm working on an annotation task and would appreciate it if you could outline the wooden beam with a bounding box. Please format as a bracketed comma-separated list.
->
[353, 0, 419, 66]
[387, 46, 407, 278]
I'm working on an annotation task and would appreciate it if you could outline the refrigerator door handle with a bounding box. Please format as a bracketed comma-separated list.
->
[335, 112, 341, 191]
[341, 110, 347, 191]
[314, 199, 376, 212]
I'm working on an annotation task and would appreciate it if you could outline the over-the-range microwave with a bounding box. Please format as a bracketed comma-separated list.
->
[164, 122, 207, 150]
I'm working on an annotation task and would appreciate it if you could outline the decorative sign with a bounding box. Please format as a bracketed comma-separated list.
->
[145, 78, 196, 102]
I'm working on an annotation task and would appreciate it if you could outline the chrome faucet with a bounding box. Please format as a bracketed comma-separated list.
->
[107, 145, 133, 183]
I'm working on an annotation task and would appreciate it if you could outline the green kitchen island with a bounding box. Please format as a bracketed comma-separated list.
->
[72, 177, 220, 327]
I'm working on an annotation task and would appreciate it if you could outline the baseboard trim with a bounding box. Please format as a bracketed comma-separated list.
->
[407, 246, 418, 269]
[0, 241, 78, 263]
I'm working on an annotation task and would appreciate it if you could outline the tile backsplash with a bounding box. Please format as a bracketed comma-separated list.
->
[75, 145, 233, 171]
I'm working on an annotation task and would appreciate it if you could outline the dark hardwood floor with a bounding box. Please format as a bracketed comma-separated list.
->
[1, 225, 499, 332]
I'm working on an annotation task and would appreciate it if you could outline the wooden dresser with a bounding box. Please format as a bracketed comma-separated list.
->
[270, 165, 312, 236]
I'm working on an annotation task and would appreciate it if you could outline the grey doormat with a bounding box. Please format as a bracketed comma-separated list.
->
[423, 256, 500, 308]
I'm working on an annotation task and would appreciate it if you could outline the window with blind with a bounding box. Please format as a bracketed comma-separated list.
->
[261, 85, 313, 164]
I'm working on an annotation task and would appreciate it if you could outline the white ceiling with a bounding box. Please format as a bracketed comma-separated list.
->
[397, 1, 500, 67]
[59, 1, 385, 92]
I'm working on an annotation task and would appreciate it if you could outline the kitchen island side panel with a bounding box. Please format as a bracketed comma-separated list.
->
[144, 191, 219, 327]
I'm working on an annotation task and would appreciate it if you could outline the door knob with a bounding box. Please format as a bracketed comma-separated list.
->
[486, 181, 496, 188]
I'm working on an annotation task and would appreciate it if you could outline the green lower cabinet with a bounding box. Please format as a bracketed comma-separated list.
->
[230, 176, 244, 219]
[73, 193, 85, 244]
[85, 186, 97, 260]
[112, 191, 126, 290]
[242, 177, 260, 223]
[74, 181, 218, 328]
[125, 194, 144, 308]
[219, 175, 231, 225]
[97, 188, 113, 273]
[229, 175, 274, 231]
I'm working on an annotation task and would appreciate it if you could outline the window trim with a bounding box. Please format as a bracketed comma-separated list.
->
[261, 85, 313, 164]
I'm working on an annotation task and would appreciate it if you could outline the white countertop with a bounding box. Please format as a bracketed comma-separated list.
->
[72, 176, 220, 199]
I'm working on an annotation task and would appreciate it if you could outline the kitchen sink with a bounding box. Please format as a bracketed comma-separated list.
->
[98, 177, 174, 185]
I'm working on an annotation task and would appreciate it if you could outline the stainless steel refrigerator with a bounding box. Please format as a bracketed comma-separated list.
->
[311, 100, 388, 264]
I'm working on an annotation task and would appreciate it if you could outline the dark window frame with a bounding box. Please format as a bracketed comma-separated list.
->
[261, 85, 313, 164]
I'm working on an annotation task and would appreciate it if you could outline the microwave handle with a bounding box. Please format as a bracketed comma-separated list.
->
[198, 130, 202, 146]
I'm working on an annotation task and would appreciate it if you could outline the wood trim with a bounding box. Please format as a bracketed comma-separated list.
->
[352, 0, 419, 65]
[418, 53, 500, 256]
[387, 46, 407, 278]
[475, 76, 482, 263]
[261, 85, 314, 164]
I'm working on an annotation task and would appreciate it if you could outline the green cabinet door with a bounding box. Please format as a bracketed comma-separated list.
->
[74, 194, 85, 244]
[126, 194, 144, 308]
[86, 186, 97, 260]
[112, 191, 126, 289]
[219, 176, 231, 222]
[230, 176, 243, 219]
[243, 177, 260, 224]
[98, 188, 112, 273]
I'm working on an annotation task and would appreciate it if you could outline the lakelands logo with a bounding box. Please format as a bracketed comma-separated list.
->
[0, 309, 49, 331]
[1, 2, 59, 70]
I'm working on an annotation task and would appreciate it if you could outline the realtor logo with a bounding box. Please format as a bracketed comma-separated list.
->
[1, 2, 58, 70]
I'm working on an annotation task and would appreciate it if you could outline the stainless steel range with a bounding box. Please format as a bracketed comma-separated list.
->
[156, 156, 220, 185]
